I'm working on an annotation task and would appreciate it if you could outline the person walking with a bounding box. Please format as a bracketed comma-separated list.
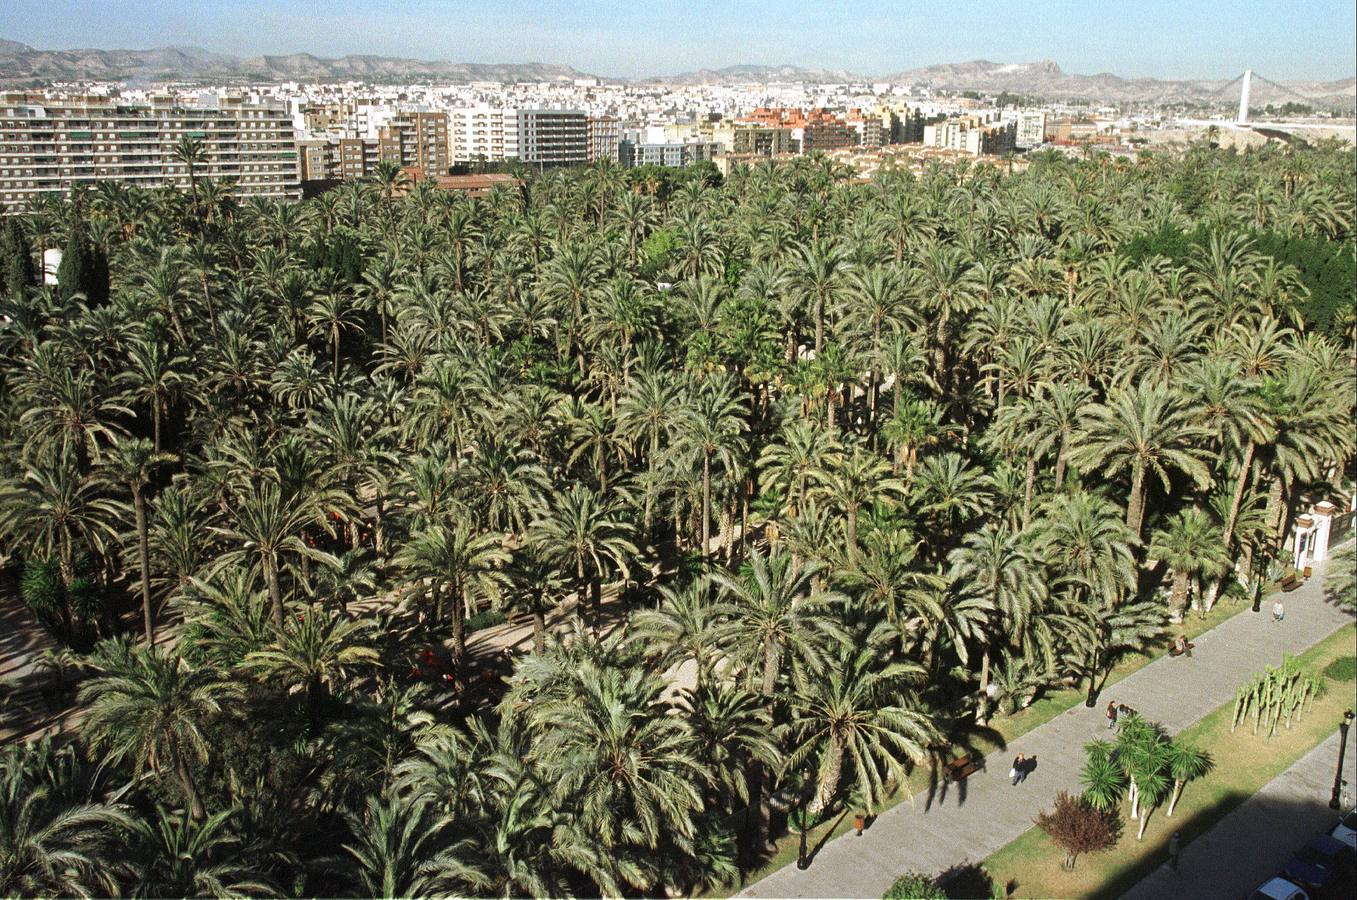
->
[1272, 598, 1285, 622]
[1011, 753, 1026, 786]
[1106, 700, 1119, 730]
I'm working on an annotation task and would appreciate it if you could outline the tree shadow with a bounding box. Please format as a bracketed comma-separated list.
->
[925, 722, 1005, 812]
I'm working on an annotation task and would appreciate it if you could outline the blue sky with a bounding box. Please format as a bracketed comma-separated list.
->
[1, 0, 1353, 80]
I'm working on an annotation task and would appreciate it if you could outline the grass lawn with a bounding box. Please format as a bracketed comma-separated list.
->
[983, 622, 1357, 900]
[705, 595, 1258, 897]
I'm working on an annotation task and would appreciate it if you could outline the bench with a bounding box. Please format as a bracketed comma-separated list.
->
[1168, 641, 1195, 658]
[943, 753, 982, 783]
[1279, 572, 1301, 592]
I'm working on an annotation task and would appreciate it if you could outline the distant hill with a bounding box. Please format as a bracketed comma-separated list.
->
[0, 42, 594, 85]
[879, 58, 1356, 111]
[643, 64, 868, 85]
[0, 40, 1350, 111]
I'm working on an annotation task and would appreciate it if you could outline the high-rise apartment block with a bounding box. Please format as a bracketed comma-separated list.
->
[449, 107, 520, 163]
[1002, 110, 1048, 149]
[922, 114, 1017, 156]
[587, 114, 621, 163]
[378, 112, 448, 178]
[0, 92, 300, 206]
[516, 109, 588, 168]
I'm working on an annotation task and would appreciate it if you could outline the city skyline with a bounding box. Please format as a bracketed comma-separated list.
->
[2, 0, 1355, 82]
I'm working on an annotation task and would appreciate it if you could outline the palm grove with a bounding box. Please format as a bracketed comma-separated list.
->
[0, 140, 1353, 897]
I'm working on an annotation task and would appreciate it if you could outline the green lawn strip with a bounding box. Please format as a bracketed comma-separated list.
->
[984, 622, 1357, 900]
[707, 597, 1258, 897]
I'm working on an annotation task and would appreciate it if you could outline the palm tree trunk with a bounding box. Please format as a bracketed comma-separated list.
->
[977, 648, 991, 724]
[265, 552, 285, 631]
[810, 737, 844, 815]
[702, 452, 713, 560]
[451, 579, 466, 658]
[1222, 440, 1255, 553]
[1167, 780, 1183, 817]
[134, 487, 154, 644]
[532, 607, 547, 654]
[1023, 451, 1035, 529]
[1168, 569, 1190, 623]
[174, 748, 206, 822]
[1127, 462, 1146, 538]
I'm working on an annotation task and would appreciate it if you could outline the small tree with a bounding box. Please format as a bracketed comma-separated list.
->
[1035, 791, 1119, 870]
[1231, 655, 1323, 739]
[1165, 742, 1213, 817]
[883, 872, 946, 899]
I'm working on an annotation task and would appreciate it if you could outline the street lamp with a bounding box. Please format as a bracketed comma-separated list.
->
[1330, 709, 1353, 810]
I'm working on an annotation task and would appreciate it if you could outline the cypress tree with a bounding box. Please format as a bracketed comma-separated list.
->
[2, 217, 34, 299]
[56, 220, 89, 302]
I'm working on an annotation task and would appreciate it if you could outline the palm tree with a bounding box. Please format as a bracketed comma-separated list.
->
[117, 333, 189, 452]
[715, 548, 845, 848]
[949, 524, 1048, 724]
[79, 645, 240, 821]
[0, 459, 121, 586]
[529, 482, 637, 632]
[243, 606, 379, 711]
[395, 521, 510, 658]
[1148, 508, 1230, 622]
[0, 738, 129, 898]
[212, 480, 335, 631]
[1164, 742, 1212, 817]
[120, 806, 278, 898]
[343, 792, 485, 899]
[101, 436, 177, 643]
[674, 376, 747, 559]
[811, 444, 906, 551]
[629, 577, 734, 689]
[787, 635, 941, 815]
[528, 662, 705, 893]
[1071, 385, 1213, 538]
[173, 136, 206, 213]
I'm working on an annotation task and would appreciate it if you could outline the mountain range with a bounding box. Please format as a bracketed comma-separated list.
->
[1, 40, 1352, 111]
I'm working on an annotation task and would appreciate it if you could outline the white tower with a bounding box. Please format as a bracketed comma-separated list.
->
[1237, 70, 1252, 124]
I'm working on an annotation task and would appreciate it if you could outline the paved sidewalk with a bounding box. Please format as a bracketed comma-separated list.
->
[1123, 726, 1357, 900]
[740, 554, 1355, 899]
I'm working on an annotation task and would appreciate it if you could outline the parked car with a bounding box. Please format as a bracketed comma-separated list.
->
[1283, 834, 1354, 890]
[1249, 876, 1310, 900]
[1332, 807, 1357, 851]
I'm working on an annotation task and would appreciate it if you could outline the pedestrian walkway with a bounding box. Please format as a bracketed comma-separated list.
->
[1123, 726, 1356, 900]
[740, 553, 1355, 899]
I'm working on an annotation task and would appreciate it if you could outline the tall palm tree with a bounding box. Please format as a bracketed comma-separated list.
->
[80, 646, 240, 821]
[529, 482, 637, 632]
[1071, 385, 1213, 538]
[787, 635, 941, 814]
[243, 606, 379, 711]
[212, 480, 335, 631]
[1148, 508, 1230, 622]
[343, 792, 485, 899]
[948, 524, 1048, 724]
[674, 376, 747, 559]
[101, 436, 177, 643]
[0, 738, 129, 898]
[395, 521, 510, 658]
[119, 806, 278, 898]
[528, 662, 705, 894]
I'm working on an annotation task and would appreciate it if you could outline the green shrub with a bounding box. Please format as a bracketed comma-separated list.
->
[19, 559, 100, 651]
[466, 608, 507, 633]
[1323, 656, 1356, 683]
[884, 873, 946, 899]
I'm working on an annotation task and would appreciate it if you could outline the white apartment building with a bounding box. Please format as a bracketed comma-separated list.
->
[0, 92, 300, 205]
[449, 106, 520, 163]
[1001, 110, 1048, 149]
[922, 113, 1017, 156]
